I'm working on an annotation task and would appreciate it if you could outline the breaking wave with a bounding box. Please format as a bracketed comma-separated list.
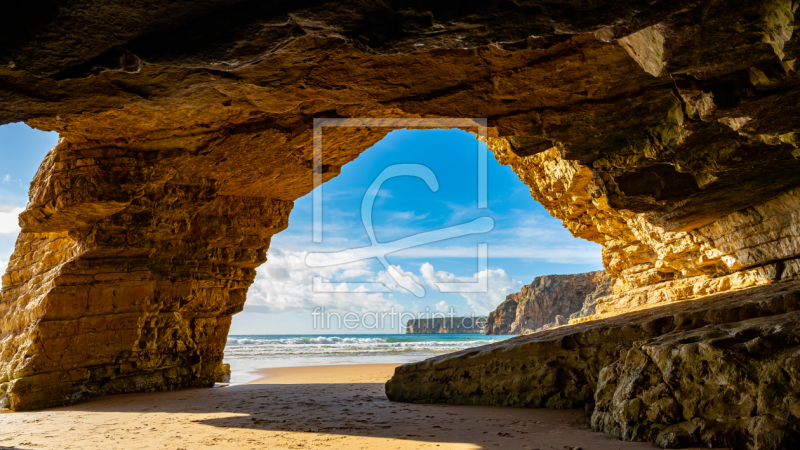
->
[224, 334, 506, 358]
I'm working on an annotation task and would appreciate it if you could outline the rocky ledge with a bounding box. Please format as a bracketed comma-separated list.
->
[386, 279, 800, 448]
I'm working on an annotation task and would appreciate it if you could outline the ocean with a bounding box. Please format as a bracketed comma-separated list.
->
[223, 334, 511, 384]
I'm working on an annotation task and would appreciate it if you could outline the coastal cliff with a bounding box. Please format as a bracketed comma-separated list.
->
[485, 271, 611, 335]
[406, 317, 486, 334]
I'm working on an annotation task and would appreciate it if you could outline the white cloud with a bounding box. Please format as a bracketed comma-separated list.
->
[378, 221, 602, 264]
[249, 248, 522, 317]
[458, 268, 521, 315]
[0, 256, 6, 276]
[417, 262, 458, 290]
[435, 300, 457, 315]
[372, 263, 423, 293]
[281, 212, 601, 265]
[376, 261, 522, 315]
[248, 247, 401, 314]
[1, 174, 24, 188]
[0, 206, 23, 234]
[390, 211, 430, 222]
[413, 263, 522, 315]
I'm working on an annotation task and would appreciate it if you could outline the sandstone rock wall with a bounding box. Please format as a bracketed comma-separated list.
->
[0, 138, 295, 409]
[484, 271, 610, 335]
[478, 0, 800, 318]
[490, 140, 800, 319]
[0, 7, 671, 410]
[406, 317, 486, 334]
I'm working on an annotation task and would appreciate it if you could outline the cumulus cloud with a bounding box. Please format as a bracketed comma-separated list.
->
[247, 247, 401, 314]
[415, 263, 522, 315]
[435, 300, 457, 315]
[454, 268, 521, 315]
[376, 261, 522, 315]
[0, 206, 23, 235]
[248, 246, 522, 317]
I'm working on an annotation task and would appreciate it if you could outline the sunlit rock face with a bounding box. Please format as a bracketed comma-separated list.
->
[0, 142, 294, 409]
[0, 1, 798, 436]
[485, 271, 610, 335]
[479, 0, 800, 321]
[491, 140, 800, 319]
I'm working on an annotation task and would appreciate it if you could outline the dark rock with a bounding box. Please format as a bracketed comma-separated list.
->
[593, 311, 800, 448]
[406, 317, 486, 334]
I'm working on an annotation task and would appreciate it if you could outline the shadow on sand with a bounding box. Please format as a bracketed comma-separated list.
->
[18, 381, 696, 450]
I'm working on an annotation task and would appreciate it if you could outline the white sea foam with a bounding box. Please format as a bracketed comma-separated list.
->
[224, 335, 503, 358]
[222, 334, 510, 384]
[227, 337, 388, 346]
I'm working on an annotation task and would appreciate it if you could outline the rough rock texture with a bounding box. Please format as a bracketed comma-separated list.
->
[386, 280, 800, 449]
[484, 271, 610, 335]
[213, 363, 231, 384]
[491, 143, 800, 319]
[484, 296, 521, 335]
[1, 0, 800, 429]
[592, 311, 800, 448]
[570, 274, 615, 321]
[406, 317, 486, 334]
[481, 0, 800, 313]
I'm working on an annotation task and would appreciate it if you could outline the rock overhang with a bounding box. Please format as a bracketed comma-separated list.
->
[0, 0, 799, 429]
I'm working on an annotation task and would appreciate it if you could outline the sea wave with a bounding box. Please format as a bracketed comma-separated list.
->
[227, 336, 389, 346]
[223, 335, 499, 358]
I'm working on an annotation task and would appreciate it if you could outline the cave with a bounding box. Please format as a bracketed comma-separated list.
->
[2, 1, 800, 448]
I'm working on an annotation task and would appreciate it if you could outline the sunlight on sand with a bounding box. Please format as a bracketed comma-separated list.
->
[1, 364, 697, 449]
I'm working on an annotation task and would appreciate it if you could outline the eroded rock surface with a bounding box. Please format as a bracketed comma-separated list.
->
[485, 271, 610, 335]
[386, 280, 800, 448]
[484, 296, 521, 335]
[491, 142, 800, 319]
[593, 311, 800, 448]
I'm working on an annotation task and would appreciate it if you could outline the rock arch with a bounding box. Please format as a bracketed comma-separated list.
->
[1, 3, 800, 433]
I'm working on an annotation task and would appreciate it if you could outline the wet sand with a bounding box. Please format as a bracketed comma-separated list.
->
[0, 364, 703, 449]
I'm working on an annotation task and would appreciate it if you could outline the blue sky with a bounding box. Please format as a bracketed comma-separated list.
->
[0, 124, 58, 274]
[0, 124, 603, 334]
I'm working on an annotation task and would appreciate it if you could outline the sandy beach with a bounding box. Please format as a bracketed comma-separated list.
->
[0, 364, 695, 449]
